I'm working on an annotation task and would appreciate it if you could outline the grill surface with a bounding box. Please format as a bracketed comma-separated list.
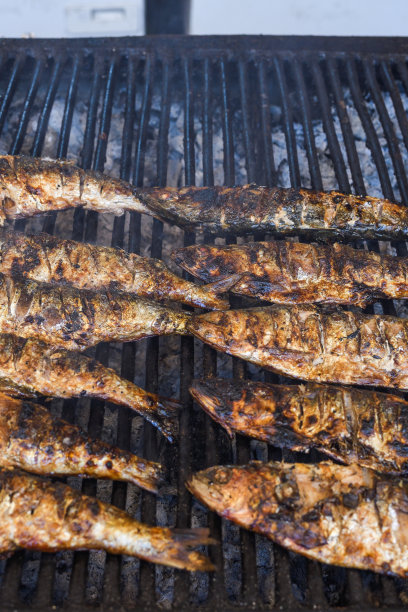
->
[0, 35, 407, 610]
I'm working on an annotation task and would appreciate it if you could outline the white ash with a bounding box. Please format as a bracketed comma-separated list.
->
[0, 67, 407, 609]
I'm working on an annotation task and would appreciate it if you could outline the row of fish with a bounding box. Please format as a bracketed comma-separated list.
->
[5, 155, 408, 576]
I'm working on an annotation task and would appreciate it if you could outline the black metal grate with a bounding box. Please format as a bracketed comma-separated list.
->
[0, 35, 406, 610]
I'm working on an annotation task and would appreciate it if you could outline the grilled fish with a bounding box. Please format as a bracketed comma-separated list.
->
[0, 229, 234, 310]
[0, 334, 179, 441]
[0, 393, 164, 493]
[0, 468, 214, 570]
[191, 378, 408, 475]
[173, 240, 408, 307]
[187, 460, 408, 577]
[187, 304, 408, 389]
[0, 273, 190, 351]
[1, 156, 408, 240]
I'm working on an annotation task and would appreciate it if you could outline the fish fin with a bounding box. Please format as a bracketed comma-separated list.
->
[148, 397, 180, 443]
[202, 273, 245, 294]
[170, 527, 217, 547]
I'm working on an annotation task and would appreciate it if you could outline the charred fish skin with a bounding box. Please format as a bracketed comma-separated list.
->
[173, 240, 408, 307]
[188, 304, 408, 390]
[188, 461, 408, 577]
[190, 378, 408, 475]
[0, 393, 164, 493]
[0, 468, 214, 570]
[0, 155, 151, 221]
[0, 229, 232, 311]
[136, 184, 408, 239]
[0, 273, 190, 352]
[0, 334, 179, 442]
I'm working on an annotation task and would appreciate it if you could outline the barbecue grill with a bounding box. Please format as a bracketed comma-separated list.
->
[0, 34, 407, 610]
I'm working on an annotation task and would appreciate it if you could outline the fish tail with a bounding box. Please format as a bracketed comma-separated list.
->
[134, 393, 180, 443]
[125, 457, 167, 493]
[167, 528, 216, 571]
[195, 274, 244, 310]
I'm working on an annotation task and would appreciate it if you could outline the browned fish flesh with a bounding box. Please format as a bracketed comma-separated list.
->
[0, 334, 179, 441]
[191, 378, 408, 475]
[187, 304, 408, 389]
[187, 460, 408, 576]
[0, 393, 164, 493]
[1, 156, 408, 240]
[173, 240, 408, 307]
[0, 229, 234, 310]
[0, 273, 190, 351]
[0, 468, 214, 570]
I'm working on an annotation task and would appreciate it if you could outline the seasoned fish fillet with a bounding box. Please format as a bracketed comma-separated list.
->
[1, 156, 408, 240]
[187, 461, 408, 576]
[0, 393, 164, 493]
[191, 378, 408, 475]
[0, 334, 179, 441]
[188, 304, 408, 389]
[173, 240, 408, 307]
[0, 468, 214, 570]
[0, 229, 234, 310]
[0, 273, 190, 351]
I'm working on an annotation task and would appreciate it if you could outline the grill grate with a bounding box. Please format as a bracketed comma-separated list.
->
[0, 35, 406, 610]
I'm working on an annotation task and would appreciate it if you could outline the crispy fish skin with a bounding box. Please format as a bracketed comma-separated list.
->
[136, 184, 408, 239]
[0, 155, 150, 221]
[191, 378, 408, 475]
[0, 229, 232, 310]
[188, 304, 408, 389]
[173, 240, 408, 307]
[0, 393, 164, 493]
[0, 334, 179, 441]
[1, 156, 408, 241]
[0, 273, 190, 351]
[0, 468, 214, 570]
[187, 461, 408, 577]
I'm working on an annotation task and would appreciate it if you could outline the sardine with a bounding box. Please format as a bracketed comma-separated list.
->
[191, 378, 408, 475]
[1, 156, 408, 240]
[0, 334, 179, 441]
[0, 393, 164, 492]
[0, 229, 234, 310]
[187, 461, 408, 576]
[173, 240, 408, 307]
[187, 304, 408, 389]
[0, 468, 214, 570]
[0, 273, 190, 351]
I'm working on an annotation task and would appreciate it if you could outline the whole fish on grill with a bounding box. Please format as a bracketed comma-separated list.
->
[0, 273, 190, 352]
[173, 240, 408, 307]
[0, 334, 179, 441]
[191, 378, 408, 475]
[0, 393, 164, 493]
[187, 461, 408, 577]
[1, 156, 408, 240]
[0, 468, 215, 570]
[187, 304, 408, 389]
[0, 229, 235, 310]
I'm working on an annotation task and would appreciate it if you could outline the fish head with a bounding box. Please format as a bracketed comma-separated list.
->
[187, 462, 289, 527]
[189, 378, 239, 437]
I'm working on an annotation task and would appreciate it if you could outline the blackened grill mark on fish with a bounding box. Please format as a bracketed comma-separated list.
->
[172, 241, 408, 307]
[0, 333, 180, 440]
[0, 393, 166, 493]
[188, 304, 408, 390]
[0, 468, 214, 570]
[0, 229, 231, 311]
[190, 378, 408, 475]
[187, 461, 408, 576]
